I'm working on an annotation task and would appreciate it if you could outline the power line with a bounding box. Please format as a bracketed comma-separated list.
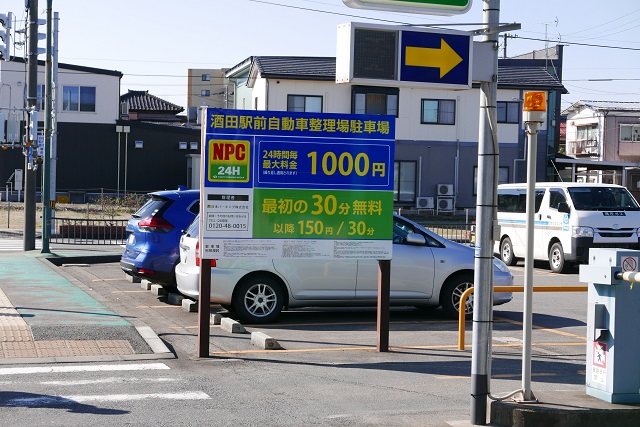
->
[510, 36, 640, 52]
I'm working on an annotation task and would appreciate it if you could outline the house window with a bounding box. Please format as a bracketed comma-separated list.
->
[497, 101, 519, 123]
[620, 124, 640, 142]
[62, 86, 96, 112]
[287, 95, 323, 113]
[352, 86, 399, 116]
[421, 99, 455, 124]
[202, 74, 211, 81]
[394, 161, 416, 203]
[577, 124, 598, 142]
[201, 90, 211, 97]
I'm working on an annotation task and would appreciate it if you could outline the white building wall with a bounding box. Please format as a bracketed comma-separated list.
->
[252, 76, 523, 144]
[0, 60, 119, 124]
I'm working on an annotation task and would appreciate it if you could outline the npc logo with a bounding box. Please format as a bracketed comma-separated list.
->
[208, 140, 250, 183]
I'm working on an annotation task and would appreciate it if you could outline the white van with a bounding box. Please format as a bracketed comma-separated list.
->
[495, 182, 640, 273]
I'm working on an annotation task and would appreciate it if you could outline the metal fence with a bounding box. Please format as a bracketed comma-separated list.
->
[422, 222, 475, 246]
[47, 217, 474, 247]
[51, 218, 128, 245]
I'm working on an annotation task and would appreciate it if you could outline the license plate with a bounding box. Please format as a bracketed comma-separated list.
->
[128, 234, 135, 244]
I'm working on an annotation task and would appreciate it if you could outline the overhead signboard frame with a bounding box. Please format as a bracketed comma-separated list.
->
[343, 0, 472, 16]
[336, 22, 472, 90]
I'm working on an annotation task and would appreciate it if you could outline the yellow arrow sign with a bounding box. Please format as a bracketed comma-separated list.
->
[405, 39, 463, 78]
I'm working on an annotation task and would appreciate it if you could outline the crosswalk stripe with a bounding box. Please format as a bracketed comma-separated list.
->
[4, 391, 211, 406]
[0, 362, 170, 376]
[0, 239, 42, 251]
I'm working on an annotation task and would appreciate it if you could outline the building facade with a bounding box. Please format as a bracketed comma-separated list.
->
[224, 55, 567, 211]
[562, 101, 640, 198]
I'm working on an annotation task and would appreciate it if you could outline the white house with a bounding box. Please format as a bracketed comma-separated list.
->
[562, 101, 640, 194]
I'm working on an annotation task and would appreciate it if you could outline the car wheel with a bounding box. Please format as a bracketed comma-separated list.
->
[549, 242, 567, 273]
[441, 273, 474, 319]
[500, 237, 517, 266]
[233, 275, 285, 324]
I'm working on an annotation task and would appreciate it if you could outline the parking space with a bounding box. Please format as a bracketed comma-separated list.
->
[57, 261, 588, 377]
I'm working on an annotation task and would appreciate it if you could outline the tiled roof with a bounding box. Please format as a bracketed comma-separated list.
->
[496, 66, 567, 93]
[563, 100, 640, 114]
[253, 56, 336, 80]
[241, 56, 566, 92]
[120, 90, 184, 114]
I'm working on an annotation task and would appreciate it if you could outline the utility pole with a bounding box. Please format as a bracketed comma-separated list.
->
[470, 0, 500, 424]
[23, 0, 38, 251]
[41, 0, 52, 253]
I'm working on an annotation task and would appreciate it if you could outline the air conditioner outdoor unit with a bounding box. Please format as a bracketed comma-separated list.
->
[438, 197, 454, 211]
[438, 184, 454, 196]
[416, 196, 434, 210]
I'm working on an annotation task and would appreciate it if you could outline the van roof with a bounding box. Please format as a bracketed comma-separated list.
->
[498, 182, 625, 189]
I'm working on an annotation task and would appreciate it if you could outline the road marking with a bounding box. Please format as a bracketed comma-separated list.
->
[0, 363, 170, 376]
[41, 377, 180, 386]
[436, 372, 557, 380]
[135, 305, 183, 309]
[209, 341, 585, 356]
[4, 391, 211, 406]
[93, 278, 131, 282]
[111, 290, 150, 293]
[497, 317, 587, 341]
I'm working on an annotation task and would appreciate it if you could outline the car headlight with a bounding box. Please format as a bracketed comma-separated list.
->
[572, 226, 594, 238]
[493, 257, 511, 273]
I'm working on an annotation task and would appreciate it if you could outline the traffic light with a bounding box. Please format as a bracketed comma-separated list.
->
[0, 12, 12, 61]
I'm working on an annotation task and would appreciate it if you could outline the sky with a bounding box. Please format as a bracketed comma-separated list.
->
[3, 0, 640, 111]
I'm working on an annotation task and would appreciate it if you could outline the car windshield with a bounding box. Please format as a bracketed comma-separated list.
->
[568, 187, 640, 211]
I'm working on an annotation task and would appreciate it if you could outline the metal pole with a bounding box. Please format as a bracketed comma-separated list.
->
[23, 0, 38, 251]
[41, 0, 52, 254]
[116, 129, 121, 198]
[124, 132, 128, 196]
[521, 121, 539, 402]
[471, 0, 500, 424]
[49, 11, 58, 216]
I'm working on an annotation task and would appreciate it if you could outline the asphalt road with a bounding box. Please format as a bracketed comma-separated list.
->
[0, 261, 588, 426]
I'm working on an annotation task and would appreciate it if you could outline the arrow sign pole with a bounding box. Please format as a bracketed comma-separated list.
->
[405, 39, 463, 77]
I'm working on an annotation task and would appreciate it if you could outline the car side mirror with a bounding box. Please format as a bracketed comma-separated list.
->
[557, 201, 570, 213]
[405, 233, 426, 246]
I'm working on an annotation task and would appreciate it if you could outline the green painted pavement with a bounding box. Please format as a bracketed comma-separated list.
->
[0, 252, 130, 327]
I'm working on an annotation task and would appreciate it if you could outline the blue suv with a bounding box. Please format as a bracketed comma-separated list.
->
[120, 187, 199, 285]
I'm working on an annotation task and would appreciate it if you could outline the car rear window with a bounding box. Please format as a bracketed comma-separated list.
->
[185, 215, 199, 237]
[133, 197, 172, 219]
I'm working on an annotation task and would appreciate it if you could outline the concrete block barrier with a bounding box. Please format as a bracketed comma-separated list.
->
[220, 317, 246, 333]
[210, 313, 222, 325]
[251, 332, 281, 350]
[126, 274, 142, 283]
[182, 299, 197, 312]
[140, 280, 152, 290]
[167, 293, 184, 306]
[150, 284, 167, 296]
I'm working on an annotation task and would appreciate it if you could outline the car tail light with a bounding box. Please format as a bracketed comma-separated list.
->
[138, 268, 155, 275]
[138, 216, 175, 232]
[195, 242, 216, 268]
